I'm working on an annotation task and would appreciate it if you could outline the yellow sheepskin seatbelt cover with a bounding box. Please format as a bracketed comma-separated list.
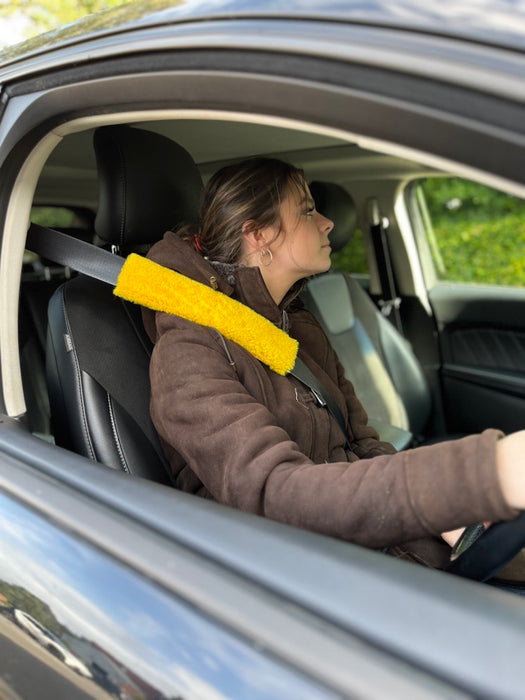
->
[114, 253, 298, 376]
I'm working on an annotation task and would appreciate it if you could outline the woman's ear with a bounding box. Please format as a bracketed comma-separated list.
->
[242, 220, 266, 251]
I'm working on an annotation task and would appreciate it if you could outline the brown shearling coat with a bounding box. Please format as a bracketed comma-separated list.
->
[142, 232, 516, 550]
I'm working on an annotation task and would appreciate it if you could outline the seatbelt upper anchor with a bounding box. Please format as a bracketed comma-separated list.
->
[378, 296, 401, 317]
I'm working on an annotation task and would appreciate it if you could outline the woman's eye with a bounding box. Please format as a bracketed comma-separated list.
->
[305, 207, 315, 217]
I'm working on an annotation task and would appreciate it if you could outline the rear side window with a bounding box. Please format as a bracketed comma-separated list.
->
[30, 206, 93, 231]
[330, 226, 368, 275]
[415, 177, 525, 287]
[25, 206, 94, 270]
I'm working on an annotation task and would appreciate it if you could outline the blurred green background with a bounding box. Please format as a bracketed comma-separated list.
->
[420, 178, 525, 286]
[0, 0, 130, 42]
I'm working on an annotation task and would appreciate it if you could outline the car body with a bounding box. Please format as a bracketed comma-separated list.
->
[0, 1, 525, 698]
[13, 609, 93, 678]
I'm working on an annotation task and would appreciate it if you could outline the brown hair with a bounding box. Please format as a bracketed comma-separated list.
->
[184, 157, 307, 263]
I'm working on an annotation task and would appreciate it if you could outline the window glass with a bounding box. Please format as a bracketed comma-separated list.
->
[330, 225, 368, 275]
[30, 206, 90, 229]
[25, 207, 94, 267]
[416, 178, 525, 287]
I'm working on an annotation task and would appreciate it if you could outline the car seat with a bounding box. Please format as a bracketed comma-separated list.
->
[20, 224, 95, 438]
[45, 125, 203, 481]
[305, 181, 433, 443]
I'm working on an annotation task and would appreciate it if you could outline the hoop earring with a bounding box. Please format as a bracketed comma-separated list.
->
[259, 248, 273, 267]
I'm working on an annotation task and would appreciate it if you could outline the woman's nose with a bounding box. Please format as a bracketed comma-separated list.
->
[318, 212, 334, 234]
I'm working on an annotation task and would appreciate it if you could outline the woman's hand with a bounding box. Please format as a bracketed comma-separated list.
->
[442, 430, 525, 547]
[442, 527, 466, 547]
[496, 430, 525, 510]
[442, 523, 491, 548]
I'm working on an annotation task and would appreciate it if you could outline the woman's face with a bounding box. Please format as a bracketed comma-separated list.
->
[268, 184, 334, 282]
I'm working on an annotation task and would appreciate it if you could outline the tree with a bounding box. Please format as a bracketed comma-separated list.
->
[0, 581, 65, 637]
[0, 0, 130, 38]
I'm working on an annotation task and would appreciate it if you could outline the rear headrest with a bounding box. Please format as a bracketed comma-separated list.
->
[94, 125, 203, 249]
[309, 181, 357, 252]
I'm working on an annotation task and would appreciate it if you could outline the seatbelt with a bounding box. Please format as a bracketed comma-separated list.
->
[366, 198, 403, 333]
[290, 356, 350, 446]
[26, 224, 124, 285]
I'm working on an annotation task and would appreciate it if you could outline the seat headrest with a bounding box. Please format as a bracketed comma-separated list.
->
[309, 181, 357, 253]
[94, 125, 203, 249]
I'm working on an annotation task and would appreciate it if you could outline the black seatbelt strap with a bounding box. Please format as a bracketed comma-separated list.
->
[27, 223, 352, 446]
[290, 356, 349, 447]
[26, 223, 123, 286]
[366, 198, 403, 333]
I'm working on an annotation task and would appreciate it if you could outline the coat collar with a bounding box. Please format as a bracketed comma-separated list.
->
[114, 232, 300, 375]
[147, 231, 304, 328]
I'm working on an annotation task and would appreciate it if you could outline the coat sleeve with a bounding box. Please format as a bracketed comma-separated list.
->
[150, 323, 517, 549]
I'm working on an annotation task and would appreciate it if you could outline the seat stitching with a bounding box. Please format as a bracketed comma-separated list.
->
[106, 393, 130, 474]
[61, 290, 96, 461]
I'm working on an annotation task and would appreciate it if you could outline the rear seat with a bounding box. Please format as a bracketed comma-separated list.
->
[305, 181, 433, 446]
[19, 227, 94, 438]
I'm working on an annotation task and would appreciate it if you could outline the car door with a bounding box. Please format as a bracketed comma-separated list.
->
[5, 418, 525, 698]
[406, 177, 525, 436]
[0, 423, 370, 700]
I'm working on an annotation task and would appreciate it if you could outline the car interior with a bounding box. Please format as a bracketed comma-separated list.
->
[12, 114, 525, 493]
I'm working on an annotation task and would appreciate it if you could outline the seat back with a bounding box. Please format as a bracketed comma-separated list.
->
[306, 181, 432, 440]
[46, 125, 203, 480]
[20, 225, 94, 437]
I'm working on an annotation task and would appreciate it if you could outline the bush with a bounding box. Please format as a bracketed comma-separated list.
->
[330, 178, 525, 287]
[421, 178, 525, 287]
[330, 227, 368, 275]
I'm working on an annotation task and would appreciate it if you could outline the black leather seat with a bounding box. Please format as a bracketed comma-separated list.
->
[306, 181, 432, 445]
[20, 226, 94, 438]
[46, 125, 203, 481]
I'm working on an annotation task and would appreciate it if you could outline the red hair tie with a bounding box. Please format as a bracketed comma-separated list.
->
[194, 234, 205, 253]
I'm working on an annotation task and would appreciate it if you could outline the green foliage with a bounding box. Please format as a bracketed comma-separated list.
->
[330, 178, 525, 288]
[1, 0, 131, 37]
[1, 0, 186, 58]
[0, 581, 64, 637]
[31, 206, 84, 228]
[330, 227, 368, 274]
[423, 177, 521, 219]
[421, 178, 525, 287]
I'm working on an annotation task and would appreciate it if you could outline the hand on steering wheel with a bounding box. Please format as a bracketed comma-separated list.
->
[446, 512, 525, 581]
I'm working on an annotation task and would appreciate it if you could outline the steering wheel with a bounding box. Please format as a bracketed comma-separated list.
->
[446, 511, 525, 581]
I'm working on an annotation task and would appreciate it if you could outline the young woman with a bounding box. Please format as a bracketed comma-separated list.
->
[141, 157, 525, 566]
